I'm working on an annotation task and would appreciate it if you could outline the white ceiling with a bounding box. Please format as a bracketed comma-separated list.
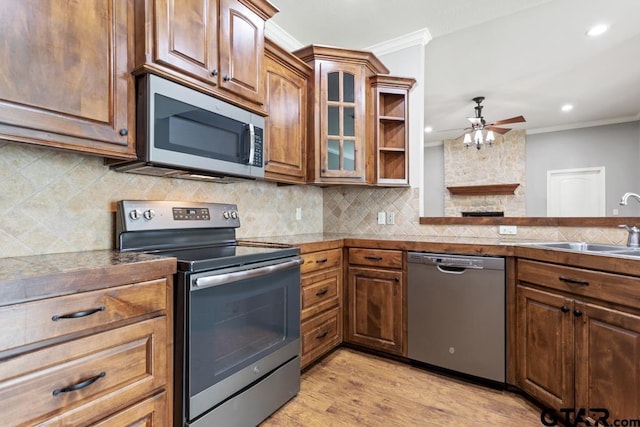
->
[268, 0, 640, 143]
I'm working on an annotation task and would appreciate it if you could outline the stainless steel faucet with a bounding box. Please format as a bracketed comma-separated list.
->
[619, 193, 640, 247]
[620, 192, 640, 205]
[619, 225, 640, 247]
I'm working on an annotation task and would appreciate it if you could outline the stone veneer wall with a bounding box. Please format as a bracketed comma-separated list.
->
[0, 142, 323, 258]
[0, 141, 629, 259]
[443, 130, 526, 217]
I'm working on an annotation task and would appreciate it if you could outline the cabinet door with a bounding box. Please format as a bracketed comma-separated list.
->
[319, 62, 366, 180]
[219, 0, 265, 104]
[0, 0, 134, 158]
[575, 302, 640, 421]
[516, 286, 575, 410]
[154, 0, 219, 84]
[264, 52, 307, 183]
[346, 267, 403, 354]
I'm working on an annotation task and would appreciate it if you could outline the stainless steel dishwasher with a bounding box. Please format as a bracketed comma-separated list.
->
[407, 252, 505, 383]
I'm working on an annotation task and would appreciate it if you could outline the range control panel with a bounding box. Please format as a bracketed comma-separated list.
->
[117, 200, 240, 233]
[173, 207, 210, 221]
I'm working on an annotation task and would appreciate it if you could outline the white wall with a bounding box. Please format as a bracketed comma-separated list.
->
[423, 143, 444, 216]
[526, 121, 640, 216]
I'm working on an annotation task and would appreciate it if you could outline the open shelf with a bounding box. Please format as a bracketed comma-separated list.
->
[447, 183, 520, 196]
[370, 75, 415, 186]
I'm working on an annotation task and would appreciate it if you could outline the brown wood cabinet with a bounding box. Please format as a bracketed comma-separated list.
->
[516, 259, 640, 422]
[345, 248, 405, 355]
[299, 246, 343, 368]
[264, 39, 311, 184]
[0, 272, 174, 425]
[294, 45, 389, 185]
[135, 0, 277, 113]
[0, 0, 135, 158]
[368, 76, 416, 186]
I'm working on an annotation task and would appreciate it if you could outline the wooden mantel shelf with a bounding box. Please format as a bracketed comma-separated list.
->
[447, 183, 520, 196]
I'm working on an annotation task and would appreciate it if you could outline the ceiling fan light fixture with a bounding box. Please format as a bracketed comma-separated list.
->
[474, 129, 484, 143]
[486, 130, 495, 144]
[463, 133, 472, 146]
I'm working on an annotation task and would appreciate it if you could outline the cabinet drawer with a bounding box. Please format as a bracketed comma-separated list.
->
[348, 248, 403, 268]
[301, 248, 342, 275]
[0, 317, 167, 425]
[41, 391, 168, 427]
[517, 259, 640, 309]
[92, 391, 168, 427]
[301, 306, 341, 367]
[301, 267, 340, 322]
[0, 278, 167, 353]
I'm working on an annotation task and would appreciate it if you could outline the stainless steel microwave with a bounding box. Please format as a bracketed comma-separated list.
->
[111, 74, 265, 182]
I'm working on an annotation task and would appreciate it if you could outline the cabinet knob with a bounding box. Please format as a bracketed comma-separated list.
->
[211, 69, 218, 76]
[561, 306, 570, 313]
[573, 309, 583, 317]
[119, 128, 128, 136]
[223, 75, 231, 82]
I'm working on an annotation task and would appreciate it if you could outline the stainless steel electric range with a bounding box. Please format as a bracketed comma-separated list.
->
[116, 200, 301, 427]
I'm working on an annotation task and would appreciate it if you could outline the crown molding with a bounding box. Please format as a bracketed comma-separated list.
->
[366, 28, 432, 56]
[526, 115, 640, 135]
[264, 21, 304, 52]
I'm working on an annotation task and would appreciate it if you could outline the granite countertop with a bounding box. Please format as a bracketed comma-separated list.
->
[3, 235, 640, 307]
[0, 250, 177, 306]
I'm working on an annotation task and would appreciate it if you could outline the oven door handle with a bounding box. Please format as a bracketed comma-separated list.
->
[193, 257, 302, 290]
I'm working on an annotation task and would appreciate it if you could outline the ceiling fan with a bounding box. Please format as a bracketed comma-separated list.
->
[462, 96, 526, 149]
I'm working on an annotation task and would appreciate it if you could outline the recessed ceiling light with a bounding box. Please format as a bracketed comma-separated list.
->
[561, 104, 574, 112]
[424, 126, 433, 133]
[586, 24, 608, 37]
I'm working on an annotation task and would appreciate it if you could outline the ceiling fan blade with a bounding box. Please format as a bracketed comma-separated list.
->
[489, 115, 526, 126]
[486, 126, 511, 134]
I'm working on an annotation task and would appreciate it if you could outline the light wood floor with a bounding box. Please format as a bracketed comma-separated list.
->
[261, 348, 543, 426]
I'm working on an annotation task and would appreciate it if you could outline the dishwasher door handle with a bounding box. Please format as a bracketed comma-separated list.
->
[436, 265, 468, 274]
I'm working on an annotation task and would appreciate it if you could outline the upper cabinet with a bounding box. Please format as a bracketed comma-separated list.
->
[369, 76, 416, 186]
[294, 45, 389, 185]
[0, 0, 135, 159]
[264, 39, 312, 184]
[135, 0, 277, 113]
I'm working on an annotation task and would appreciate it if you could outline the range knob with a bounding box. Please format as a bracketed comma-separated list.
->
[223, 211, 230, 219]
[143, 209, 155, 220]
[129, 209, 142, 220]
[230, 211, 238, 219]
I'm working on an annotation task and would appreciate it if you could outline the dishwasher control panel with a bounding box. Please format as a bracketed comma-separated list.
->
[408, 252, 503, 270]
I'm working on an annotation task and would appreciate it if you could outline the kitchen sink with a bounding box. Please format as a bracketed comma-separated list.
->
[606, 249, 640, 257]
[528, 242, 626, 252]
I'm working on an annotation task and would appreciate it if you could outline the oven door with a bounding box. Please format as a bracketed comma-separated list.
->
[185, 257, 301, 421]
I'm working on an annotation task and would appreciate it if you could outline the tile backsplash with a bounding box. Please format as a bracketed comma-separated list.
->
[0, 141, 629, 258]
[0, 142, 322, 258]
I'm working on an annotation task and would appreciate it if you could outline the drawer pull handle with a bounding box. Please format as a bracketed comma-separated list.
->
[315, 258, 328, 264]
[52, 306, 105, 321]
[574, 309, 583, 317]
[364, 256, 383, 261]
[561, 306, 570, 313]
[316, 331, 328, 340]
[559, 276, 589, 286]
[315, 288, 328, 297]
[53, 371, 106, 396]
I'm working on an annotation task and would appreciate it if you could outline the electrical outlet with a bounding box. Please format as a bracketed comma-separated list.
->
[386, 212, 395, 225]
[499, 225, 517, 235]
[295, 207, 302, 220]
[377, 212, 386, 225]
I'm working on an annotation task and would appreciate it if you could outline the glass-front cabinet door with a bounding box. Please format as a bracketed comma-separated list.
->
[319, 62, 365, 180]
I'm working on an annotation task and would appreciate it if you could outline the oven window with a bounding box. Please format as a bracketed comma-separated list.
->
[188, 266, 299, 397]
[154, 94, 245, 163]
